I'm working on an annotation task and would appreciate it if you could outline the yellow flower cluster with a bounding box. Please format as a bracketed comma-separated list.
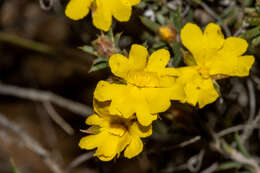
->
[79, 23, 254, 161]
[65, 0, 140, 31]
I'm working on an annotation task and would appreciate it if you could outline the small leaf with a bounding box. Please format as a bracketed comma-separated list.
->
[240, 26, 260, 40]
[89, 62, 108, 73]
[140, 16, 160, 33]
[217, 161, 242, 171]
[171, 42, 183, 67]
[235, 133, 251, 158]
[80, 45, 97, 56]
[10, 159, 21, 173]
[252, 35, 260, 46]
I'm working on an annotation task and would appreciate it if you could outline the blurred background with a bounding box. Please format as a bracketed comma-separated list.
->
[0, 0, 260, 173]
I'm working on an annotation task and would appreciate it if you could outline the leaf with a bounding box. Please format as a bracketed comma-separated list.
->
[80, 45, 97, 56]
[217, 161, 242, 171]
[252, 35, 260, 46]
[234, 133, 250, 158]
[240, 26, 260, 40]
[10, 159, 21, 173]
[171, 42, 183, 67]
[140, 16, 160, 33]
[170, 6, 182, 32]
[89, 62, 108, 73]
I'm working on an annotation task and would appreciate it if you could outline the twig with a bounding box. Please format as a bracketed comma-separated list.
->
[43, 102, 74, 135]
[65, 152, 94, 173]
[0, 112, 63, 173]
[201, 162, 219, 173]
[0, 32, 54, 54]
[212, 139, 260, 173]
[0, 83, 93, 117]
[187, 149, 205, 172]
[240, 79, 256, 142]
[200, 2, 231, 36]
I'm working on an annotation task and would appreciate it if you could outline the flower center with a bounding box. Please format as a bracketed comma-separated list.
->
[126, 70, 160, 87]
[196, 66, 210, 79]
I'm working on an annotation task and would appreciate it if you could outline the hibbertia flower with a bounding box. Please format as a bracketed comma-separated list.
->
[94, 44, 185, 126]
[177, 23, 255, 108]
[79, 101, 152, 161]
[65, 0, 140, 31]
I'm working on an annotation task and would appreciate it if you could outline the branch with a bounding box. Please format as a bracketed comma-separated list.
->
[0, 83, 93, 117]
[0, 112, 63, 173]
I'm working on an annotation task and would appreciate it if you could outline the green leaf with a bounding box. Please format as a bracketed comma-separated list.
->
[252, 35, 260, 47]
[217, 161, 242, 171]
[240, 26, 260, 40]
[10, 159, 21, 173]
[80, 45, 97, 56]
[140, 16, 160, 33]
[171, 42, 183, 67]
[170, 6, 182, 31]
[235, 133, 251, 158]
[89, 62, 108, 73]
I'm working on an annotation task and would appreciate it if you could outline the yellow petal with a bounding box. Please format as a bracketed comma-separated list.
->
[109, 54, 130, 78]
[117, 133, 131, 153]
[65, 0, 92, 20]
[141, 88, 171, 114]
[93, 0, 112, 31]
[208, 55, 254, 77]
[180, 23, 204, 63]
[130, 122, 152, 138]
[184, 77, 219, 108]
[124, 136, 143, 158]
[125, 0, 141, 5]
[94, 81, 119, 102]
[218, 37, 248, 57]
[110, 0, 132, 22]
[203, 23, 225, 57]
[94, 132, 120, 159]
[146, 49, 170, 73]
[86, 114, 104, 126]
[129, 44, 148, 70]
[235, 55, 255, 77]
[79, 131, 107, 150]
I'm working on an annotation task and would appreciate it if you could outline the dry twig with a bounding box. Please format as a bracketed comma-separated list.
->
[43, 102, 74, 135]
[0, 83, 93, 117]
[0, 112, 63, 173]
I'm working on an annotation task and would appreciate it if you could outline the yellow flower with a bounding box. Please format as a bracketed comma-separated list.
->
[65, 0, 140, 31]
[94, 44, 185, 126]
[178, 23, 255, 108]
[79, 101, 152, 161]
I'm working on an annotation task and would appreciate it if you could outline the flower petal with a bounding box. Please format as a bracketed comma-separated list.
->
[124, 136, 143, 158]
[94, 81, 120, 102]
[130, 122, 152, 138]
[203, 23, 225, 56]
[94, 132, 120, 159]
[141, 88, 171, 114]
[65, 0, 93, 20]
[110, 0, 132, 22]
[79, 131, 107, 150]
[86, 114, 105, 126]
[218, 37, 248, 57]
[146, 49, 170, 73]
[109, 53, 130, 78]
[129, 44, 148, 70]
[180, 23, 203, 63]
[184, 77, 219, 108]
[125, 0, 141, 5]
[93, 0, 112, 31]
